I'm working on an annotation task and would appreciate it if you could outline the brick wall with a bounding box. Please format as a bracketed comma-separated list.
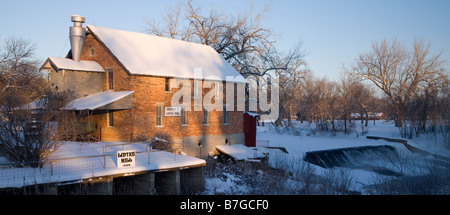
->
[74, 32, 244, 143]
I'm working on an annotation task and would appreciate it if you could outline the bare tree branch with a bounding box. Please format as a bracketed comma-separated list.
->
[347, 38, 448, 132]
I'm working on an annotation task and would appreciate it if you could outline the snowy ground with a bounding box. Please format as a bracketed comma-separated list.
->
[1, 120, 448, 194]
[204, 120, 450, 195]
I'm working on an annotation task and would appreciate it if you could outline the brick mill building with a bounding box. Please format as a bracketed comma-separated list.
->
[40, 15, 246, 158]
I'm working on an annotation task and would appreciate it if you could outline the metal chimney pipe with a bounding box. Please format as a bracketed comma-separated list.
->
[69, 15, 86, 62]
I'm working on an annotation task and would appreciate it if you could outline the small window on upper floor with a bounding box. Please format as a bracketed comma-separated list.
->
[165, 78, 171, 92]
[193, 80, 200, 98]
[107, 69, 113, 90]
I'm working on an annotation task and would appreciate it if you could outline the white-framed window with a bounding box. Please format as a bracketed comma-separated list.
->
[156, 105, 163, 126]
[107, 110, 113, 127]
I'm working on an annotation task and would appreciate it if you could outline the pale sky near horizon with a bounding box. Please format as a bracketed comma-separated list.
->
[1, 0, 449, 81]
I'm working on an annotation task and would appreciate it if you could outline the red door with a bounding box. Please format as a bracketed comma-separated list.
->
[243, 112, 257, 147]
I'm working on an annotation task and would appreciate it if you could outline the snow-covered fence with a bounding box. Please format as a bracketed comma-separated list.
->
[103, 141, 153, 157]
[0, 149, 181, 188]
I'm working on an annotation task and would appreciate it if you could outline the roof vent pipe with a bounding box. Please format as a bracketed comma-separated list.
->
[69, 15, 86, 62]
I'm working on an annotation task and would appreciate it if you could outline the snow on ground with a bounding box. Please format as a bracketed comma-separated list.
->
[360, 120, 449, 158]
[263, 121, 448, 189]
[258, 120, 449, 161]
[205, 172, 251, 195]
[1, 120, 448, 193]
[205, 120, 449, 194]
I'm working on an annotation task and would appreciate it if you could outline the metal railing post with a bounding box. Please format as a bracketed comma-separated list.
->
[103, 146, 106, 169]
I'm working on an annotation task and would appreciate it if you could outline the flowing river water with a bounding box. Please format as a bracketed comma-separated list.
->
[303, 136, 450, 176]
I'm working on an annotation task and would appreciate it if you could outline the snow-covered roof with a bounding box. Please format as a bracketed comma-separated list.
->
[62, 91, 134, 110]
[16, 98, 47, 110]
[216, 144, 268, 161]
[369, 113, 384, 117]
[244, 112, 259, 117]
[87, 25, 246, 82]
[42, 57, 105, 72]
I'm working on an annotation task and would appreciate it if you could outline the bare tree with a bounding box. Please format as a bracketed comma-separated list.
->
[347, 38, 448, 132]
[338, 73, 356, 133]
[352, 81, 376, 127]
[146, 1, 307, 128]
[278, 57, 310, 127]
[297, 73, 316, 124]
[301, 77, 340, 132]
[145, 0, 277, 77]
[0, 36, 66, 166]
[0, 36, 46, 95]
[319, 79, 341, 132]
[0, 92, 67, 166]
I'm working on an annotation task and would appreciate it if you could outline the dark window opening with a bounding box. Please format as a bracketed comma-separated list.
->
[108, 110, 114, 127]
[107, 69, 113, 90]
[165, 78, 170, 92]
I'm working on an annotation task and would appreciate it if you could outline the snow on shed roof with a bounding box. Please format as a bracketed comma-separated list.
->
[0, 141, 206, 188]
[42, 57, 105, 72]
[87, 25, 246, 82]
[16, 98, 47, 110]
[62, 91, 134, 110]
[244, 112, 260, 117]
[216, 144, 267, 161]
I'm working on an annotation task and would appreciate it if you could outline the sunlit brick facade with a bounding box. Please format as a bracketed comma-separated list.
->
[43, 25, 245, 158]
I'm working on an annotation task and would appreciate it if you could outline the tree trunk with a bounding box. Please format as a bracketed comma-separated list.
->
[365, 112, 369, 127]
[344, 113, 348, 133]
[288, 103, 293, 127]
[395, 105, 403, 128]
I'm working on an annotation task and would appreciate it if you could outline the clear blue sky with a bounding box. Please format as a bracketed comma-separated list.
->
[1, 0, 449, 81]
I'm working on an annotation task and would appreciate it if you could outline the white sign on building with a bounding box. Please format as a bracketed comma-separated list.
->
[117, 150, 136, 168]
[165, 106, 182, 116]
